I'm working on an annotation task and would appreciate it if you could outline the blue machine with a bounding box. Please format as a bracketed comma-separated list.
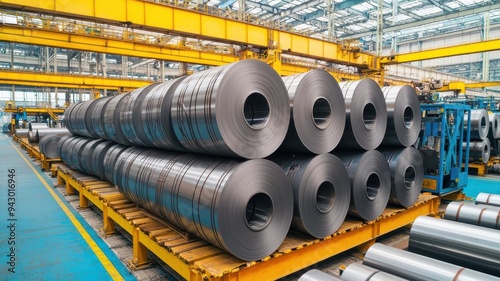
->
[418, 103, 471, 195]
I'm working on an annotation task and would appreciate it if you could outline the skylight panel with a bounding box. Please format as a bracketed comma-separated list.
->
[458, 0, 483, 6]
[400, 1, 422, 9]
[352, 2, 373, 12]
[386, 14, 412, 23]
[445, 1, 461, 9]
[348, 25, 365, 31]
[268, 0, 281, 6]
[413, 6, 442, 16]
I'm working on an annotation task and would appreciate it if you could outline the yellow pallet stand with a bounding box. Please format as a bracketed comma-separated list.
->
[56, 165, 439, 281]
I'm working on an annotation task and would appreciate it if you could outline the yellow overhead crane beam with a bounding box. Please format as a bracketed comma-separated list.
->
[380, 39, 500, 65]
[0, 0, 378, 72]
[4, 107, 65, 115]
[0, 69, 152, 90]
[438, 81, 500, 93]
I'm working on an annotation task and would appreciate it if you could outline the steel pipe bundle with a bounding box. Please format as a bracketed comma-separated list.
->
[464, 138, 490, 163]
[270, 153, 350, 237]
[298, 269, 342, 281]
[380, 147, 423, 207]
[477, 192, 500, 207]
[338, 150, 391, 221]
[280, 70, 346, 153]
[39, 135, 62, 159]
[364, 243, 499, 281]
[28, 122, 48, 131]
[465, 109, 489, 140]
[489, 113, 500, 139]
[444, 202, 500, 230]
[409, 216, 500, 276]
[15, 128, 28, 138]
[381, 86, 421, 147]
[59, 136, 293, 261]
[337, 79, 387, 150]
[171, 60, 290, 158]
[341, 263, 408, 281]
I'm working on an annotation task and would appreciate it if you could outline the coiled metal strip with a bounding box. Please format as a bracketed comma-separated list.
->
[464, 138, 490, 163]
[444, 202, 500, 230]
[465, 109, 489, 140]
[342, 263, 408, 281]
[476, 192, 500, 208]
[39, 135, 62, 159]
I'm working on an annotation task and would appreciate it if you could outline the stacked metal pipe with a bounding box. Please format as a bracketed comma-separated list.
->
[444, 201, 500, 230]
[464, 109, 491, 163]
[477, 192, 500, 207]
[408, 216, 500, 277]
[280, 69, 346, 153]
[364, 243, 499, 281]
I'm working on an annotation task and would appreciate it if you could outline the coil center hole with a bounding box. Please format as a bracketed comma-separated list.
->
[316, 181, 335, 214]
[245, 193, 273, 231]
[495, 119, 498, 130]
[404, 106, 414, 129]
[243, 93, 270, 130]
[312, 97, 332, 129]
[481, 116, 487, 130]
[404, 166, 416, 190]
[365, 173, 380, 201]
[363, 103, 377, 130]
[484, 144, 489, 154]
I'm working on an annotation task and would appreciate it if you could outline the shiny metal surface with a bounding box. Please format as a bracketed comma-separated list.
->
[380, 147, 423, 207]
[342, 263, 408, 281]
[465, 109, 489, 140]
[28, 122, 48, 131]
[280, 69, 346, 153]
[489, 113, 500, 139]
[36, 128, 70, 139]
[89, 96, 113, 139]
[102, 143, 129, 183]
[270, 153, 350, 237]
[15, 128, 29, 138]
[298, 269, 342, 281]
[38, 135, 61, 159]
[476, 192, 500, 208]
[364, 243, 499, 281]
[338, 150, 391, 220]
[102, 93, 133, 145]
[337, 79, 387, 150]
[444, 202, 500, 230]
[464, 138, 490, 163]
[73, 101, 94, 138]
[171, 60, 290, 159]
[381, 86, 421, 147]
[28, 130, 37, 143]
[409, 216, 500, 277]
[89, 140, 116, 180]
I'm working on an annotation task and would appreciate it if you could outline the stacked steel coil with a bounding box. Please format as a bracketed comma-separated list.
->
[381, 86, 421, 147]
[476, 192, 500, 207]
[337, 79, 387, 150]
[464, 109, 491, 163]
[489, 113, 500, 139]
[280, 69, 346, 153]
[464, 138, 490, 163]
[270, 153, 350, 237]
[28, 122, 48, 131]
[39, 135, 62, 159]
[28, 128, 70, 143]
[380, 147, 423, 207]
[444, 202, 500, 230]
[2, 123, 11, 134]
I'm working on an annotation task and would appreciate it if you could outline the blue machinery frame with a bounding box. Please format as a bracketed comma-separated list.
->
[419, 103, 471, 195]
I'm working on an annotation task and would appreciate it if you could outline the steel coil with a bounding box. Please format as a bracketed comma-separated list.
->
[476, 193, 500, 207]
[269, 153, 350, 237]
[28, 130, 37, 143]
[364, 243, 498, 281]
[337, 79, 387, 150]
[465, 109, 489, 140]
[444, 202, 500, 230]
[171, 60, 290, 159]
[89, 96, 113, 139]
[56, 135, 72, 162]
[464, 138, 490, 163]
[2, 123, 11, 134]
[28, 122, 48, 131]
[103, 93, 133, 146]
[39, 135, 62, 159]
[64, 102, 80, 135]
[15, 129, 28, 138]
[102, 143, 130, 183]
[73, 101, 95, 138]
[36, 128, 70, 140]
[380, 147, 423, 207]
[298, 269, 342, 281]
[338, 150, 391, 221]
[381, 86, 421, 147]
[342, 263, 408, 281]
[280, 70, 346, 153]
[489, 113, 500, 139]
[409, 216, 500, 277]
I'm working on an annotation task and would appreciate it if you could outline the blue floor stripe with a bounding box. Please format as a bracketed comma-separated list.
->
[464, 175, 500, 200]
[0, 135, 136, 281]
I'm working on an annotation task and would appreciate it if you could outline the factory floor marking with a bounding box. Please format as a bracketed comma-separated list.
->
[10, 139, 125, 281]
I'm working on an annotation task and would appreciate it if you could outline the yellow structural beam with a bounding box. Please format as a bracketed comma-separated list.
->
[380, 39, 500, 65]
[0, 69, 152, 90]
[438, 81, 500, 93]
[5, 107, 65, 114]
[0, 0, 378, 70]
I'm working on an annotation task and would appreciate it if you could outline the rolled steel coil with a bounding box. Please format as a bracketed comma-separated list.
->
[337, 79, 387, 150]
[465, 109, 489, 140]
[28, 122, 48, 131]
[409, 216, 500, 277]
[476, 192, 500, 207]
[102, 143, 130, 183]
[89, 140, 116, 180]
[338, 150, 391, 221]
[380, 147, 423, 207]
[28, 130, 37, 143]
[364, 243, 499, 281]
[56, 135, 72, 161]
[342, 263, 408, 281]
[269, 153, 350, 237]
[464, 138, 490, 163]
[492, 164, 500, 174]
[489, 113, 500, 139]
[64, 102, 80, 135]
[280, 70, 346, 153]
[15, 128, 29, 138]
[298, 269, 342, 281]
[171, 60, 290, 159]
[2, 123, 10, 133]
[39, 135, 61, 159]
[103, 93, 134, 146]
[444, 202, 500, 230]
[36, 128, 70, 140]
[73, 101, 95, 138]
[89, 96, 113, 139]
[58, 136, 92, 171]
[381, 86, 421, 147]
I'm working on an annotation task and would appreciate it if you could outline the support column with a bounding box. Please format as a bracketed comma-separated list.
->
[45, 47, 49, 73]
[122, 56, 128, 77]
[160, 60, 165, 82]
[238, 0, 246, 21]
[9, 43, 14, 70]
[11, 85, 15, 102]
[391, 0, 398, 53]
[53, 48, 57, 74]
[102, 53, 107, 78]
[417, 41, 423, 68]
[78, 52, 82, 75]
[482, 12, 490, 83]
[376, 0, 383, 56]
[326, 0, 334, 40]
